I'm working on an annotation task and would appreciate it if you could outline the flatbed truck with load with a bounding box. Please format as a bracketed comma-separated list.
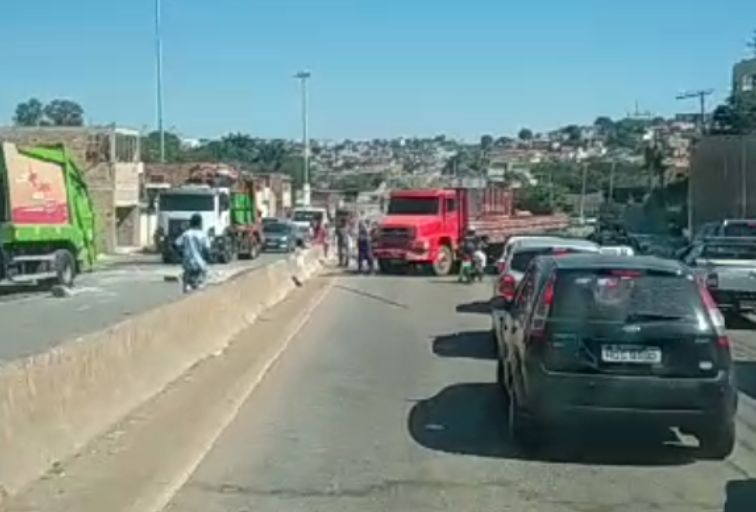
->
[155, 164, 263, 264]
[0, 142, 97, 287]
[373, 187, 568, 275]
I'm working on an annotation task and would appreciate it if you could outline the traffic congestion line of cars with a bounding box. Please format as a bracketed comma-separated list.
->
[486, 232, 739, 459]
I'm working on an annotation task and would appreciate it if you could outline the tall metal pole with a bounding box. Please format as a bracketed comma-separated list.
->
[295, 71, 311, 206]
[155, 0, 166, 163]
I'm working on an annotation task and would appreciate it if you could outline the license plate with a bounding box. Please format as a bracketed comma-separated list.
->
[601, 345, 662, 364]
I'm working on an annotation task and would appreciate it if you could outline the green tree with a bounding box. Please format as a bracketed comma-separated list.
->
[593, 116, 614, 135]
[141, 131, 184, 163]
[562, 124, 582, 145]
[13, 98, 45, 126]
[518, 128, 533, 141]
[480, 134, 494, 149]
[43, 99, 84, 126]
[711, 94, 756, 134]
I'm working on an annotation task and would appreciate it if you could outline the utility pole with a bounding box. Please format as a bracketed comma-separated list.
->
[675, 89, 714, 135]
[579, 162, 588, 224]
[155, 0, 166, 163]
[295, 71, 311, 206]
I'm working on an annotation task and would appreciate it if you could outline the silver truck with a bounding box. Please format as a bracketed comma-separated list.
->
[681, 237, 756, 313]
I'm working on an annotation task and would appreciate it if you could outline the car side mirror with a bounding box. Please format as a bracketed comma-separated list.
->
[490, 296, 512, 311]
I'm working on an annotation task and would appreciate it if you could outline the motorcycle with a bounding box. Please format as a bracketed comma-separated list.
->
[459, 250, 487, 284]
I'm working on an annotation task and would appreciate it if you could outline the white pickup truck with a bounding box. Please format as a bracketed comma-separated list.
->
[681, 237, 756, 314]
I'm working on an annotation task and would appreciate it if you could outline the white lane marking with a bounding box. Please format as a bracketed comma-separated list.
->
[150, 279, 333, 512]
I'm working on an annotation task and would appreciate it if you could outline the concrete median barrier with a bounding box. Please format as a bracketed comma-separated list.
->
[0, 247, 324, 499]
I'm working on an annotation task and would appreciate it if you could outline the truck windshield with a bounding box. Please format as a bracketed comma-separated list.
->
[293, 211, 323, 223]
[387, 197, 439, 215]
[702, 243, 756, 260]
[159, 194, 214, 212]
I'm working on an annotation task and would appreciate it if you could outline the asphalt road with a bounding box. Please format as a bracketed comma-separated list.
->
[165, 273, 756, 512]
[0, 252, 284, 363]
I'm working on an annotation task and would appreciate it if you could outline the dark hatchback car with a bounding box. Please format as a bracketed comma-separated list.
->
[492, 254, 737, 459]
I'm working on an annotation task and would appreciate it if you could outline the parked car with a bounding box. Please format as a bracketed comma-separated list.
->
[492, 253, 737, 458]
[680, 237, 756, 315]
[262, 220, 296, 252]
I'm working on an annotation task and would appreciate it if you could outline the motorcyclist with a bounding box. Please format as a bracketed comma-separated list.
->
[174, 213, 211, 293]
[460, 229, 487, 279]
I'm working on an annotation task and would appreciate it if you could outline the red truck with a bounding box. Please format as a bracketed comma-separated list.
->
[373, 187, 568, 275]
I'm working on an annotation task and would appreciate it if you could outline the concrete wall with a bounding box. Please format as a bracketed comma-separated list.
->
[0, 248, 323, 499]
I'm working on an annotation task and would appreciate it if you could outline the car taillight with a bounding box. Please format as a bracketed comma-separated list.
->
[498, 274, 516, 301]
[529, 273, 556, 343]
[497, 261, 507, 274]
[698, 279, 729, 349]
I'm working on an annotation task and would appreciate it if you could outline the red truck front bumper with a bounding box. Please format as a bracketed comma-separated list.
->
[373, 248, 430, 263]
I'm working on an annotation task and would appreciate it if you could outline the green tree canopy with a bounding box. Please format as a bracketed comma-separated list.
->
[13, 98, 45, 126]
[518, 128, 533, 140]
[43, 99, 84, 126]
[480, 134, 494, 149]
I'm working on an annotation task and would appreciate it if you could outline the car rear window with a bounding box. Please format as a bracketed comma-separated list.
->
[722, 221, 756, 237]
[702, 243, 756, 260]
[510, 247, 584, 272]
[549, 269, 706, 325]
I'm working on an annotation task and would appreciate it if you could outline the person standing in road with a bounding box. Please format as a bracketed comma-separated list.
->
[174, 213, 211, 293]
[336, 219, 350, 267]
[357, 219, 374, 274]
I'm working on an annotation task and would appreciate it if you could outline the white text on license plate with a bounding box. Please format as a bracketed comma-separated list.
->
[601, 345, 662, 364]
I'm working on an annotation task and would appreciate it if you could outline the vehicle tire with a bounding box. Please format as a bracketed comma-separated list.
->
[697, 420, 736, 460]
[53, 249, 76, 287]
[433, 246, 453, 276]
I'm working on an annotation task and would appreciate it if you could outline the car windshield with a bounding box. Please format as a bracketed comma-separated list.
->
[550, 269, 705, 324]
[702, 243, 756, 260]
[159, 194, 214, 212]
[263, 222, 290, 234]
[387, 197, 439, 215]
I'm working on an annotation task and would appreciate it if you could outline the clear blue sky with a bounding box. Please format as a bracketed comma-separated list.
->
[1, 0, 754, 141]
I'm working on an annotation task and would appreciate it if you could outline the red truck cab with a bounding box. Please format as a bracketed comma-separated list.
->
[374, 186, 567, 276]
[374, 189, 464, 275]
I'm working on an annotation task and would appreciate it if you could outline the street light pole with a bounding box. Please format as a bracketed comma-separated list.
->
[155, 0, 166, 163]
[295, 71, 311, 206]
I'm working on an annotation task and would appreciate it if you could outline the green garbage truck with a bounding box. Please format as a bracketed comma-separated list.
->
[0, 142, 97, 287]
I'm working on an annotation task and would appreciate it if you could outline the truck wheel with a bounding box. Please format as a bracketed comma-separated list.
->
[433, 246, 453, 276]
[53, 249, 76, 287]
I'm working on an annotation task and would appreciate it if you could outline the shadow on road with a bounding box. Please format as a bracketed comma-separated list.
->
[432, 330, 497, 360]
[724, 479, 756, 512]
[455, 300, 491, 315]
[735, 361, 756, 401]
[408, 382, 696, 466]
